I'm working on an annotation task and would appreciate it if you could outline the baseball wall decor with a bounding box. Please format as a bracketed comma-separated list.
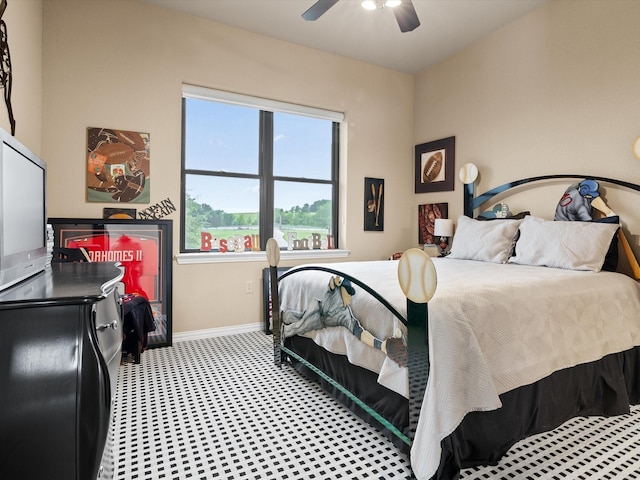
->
[364, 177, 384, 231]
[415, 136, 455, 193]
[418, 202, 448, 245]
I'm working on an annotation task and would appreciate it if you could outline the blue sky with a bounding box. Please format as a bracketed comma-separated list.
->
[184, 99, 333, 212]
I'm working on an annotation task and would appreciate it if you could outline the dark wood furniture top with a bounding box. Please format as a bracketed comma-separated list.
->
[0, 262, 124, 479]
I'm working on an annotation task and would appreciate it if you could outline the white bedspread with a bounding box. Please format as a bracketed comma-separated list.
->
[278, 258, 640, 480]
[279, 261, 409, 395]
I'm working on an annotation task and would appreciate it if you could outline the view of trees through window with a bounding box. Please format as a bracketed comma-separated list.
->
[184, 194, 332, 250]
[181, 87, 339, 253]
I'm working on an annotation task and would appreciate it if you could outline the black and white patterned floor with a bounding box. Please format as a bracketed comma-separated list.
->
[114, 332, 640, 479]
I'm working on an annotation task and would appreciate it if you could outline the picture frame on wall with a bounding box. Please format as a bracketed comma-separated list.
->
[415, 136, 455, 193]
[364, 177, 384, 231]
[418, 202, 448, 245]
[86, 127, 150, 203]
[103, 207, 137, 219]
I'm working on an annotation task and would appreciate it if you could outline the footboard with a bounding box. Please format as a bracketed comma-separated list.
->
[265, 239, 436, 447]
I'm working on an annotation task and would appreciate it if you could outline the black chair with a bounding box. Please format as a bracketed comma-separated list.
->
[51, 247, 91, 263]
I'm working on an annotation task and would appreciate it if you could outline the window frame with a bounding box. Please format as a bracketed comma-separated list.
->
[180, 85, 342, 254]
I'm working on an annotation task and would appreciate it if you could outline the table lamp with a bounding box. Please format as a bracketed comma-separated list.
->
[434, 218, 454, 256]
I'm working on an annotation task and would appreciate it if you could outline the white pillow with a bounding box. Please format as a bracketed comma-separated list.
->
[448, 215, 523, 263]
[509, 215, 619, 272]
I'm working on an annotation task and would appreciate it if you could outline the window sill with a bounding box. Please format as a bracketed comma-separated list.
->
[175, 249, 351, 265]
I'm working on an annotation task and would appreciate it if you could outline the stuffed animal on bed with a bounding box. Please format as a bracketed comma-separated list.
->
[282, 276, 405, 365]
[554, 179, 599, 221]
[552, 178, 640, 280]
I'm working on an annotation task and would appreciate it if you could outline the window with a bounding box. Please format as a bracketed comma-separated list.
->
[181, 86, 342, 254]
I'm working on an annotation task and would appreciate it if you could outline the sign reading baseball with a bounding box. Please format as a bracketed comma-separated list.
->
[422, 150, 444, 183]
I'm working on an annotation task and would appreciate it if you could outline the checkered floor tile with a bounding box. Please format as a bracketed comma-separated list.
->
[114, 331, 640, 479]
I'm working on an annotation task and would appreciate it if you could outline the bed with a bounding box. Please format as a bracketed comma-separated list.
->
[264, 171, 640, 480]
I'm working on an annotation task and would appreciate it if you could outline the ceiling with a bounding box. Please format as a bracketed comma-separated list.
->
[142, 0, 549, 74]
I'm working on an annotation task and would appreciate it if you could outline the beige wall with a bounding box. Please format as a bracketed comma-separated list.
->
[41, 0, 414, 334]
[36, 0, 640, 335]
[414, 0, 640, 262]
[1, 0, 42, 154]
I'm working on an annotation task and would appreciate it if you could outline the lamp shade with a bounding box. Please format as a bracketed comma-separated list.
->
[434, 218, 454, 237]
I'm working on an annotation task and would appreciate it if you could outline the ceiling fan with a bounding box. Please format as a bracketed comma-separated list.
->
[302, 0, 420, 33]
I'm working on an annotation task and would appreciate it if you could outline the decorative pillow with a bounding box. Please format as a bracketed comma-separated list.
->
[509, 216, 619, 272]
[448, 215, 523, 263]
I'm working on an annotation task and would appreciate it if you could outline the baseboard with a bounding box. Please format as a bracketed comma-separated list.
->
[173, 322, 263, 343]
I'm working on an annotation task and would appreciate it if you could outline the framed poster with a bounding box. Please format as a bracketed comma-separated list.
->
[418, 203, 448, 245]
[48, 218, 172, 347]
[415, 136, 455, 193]
[86, 127, 150, 203]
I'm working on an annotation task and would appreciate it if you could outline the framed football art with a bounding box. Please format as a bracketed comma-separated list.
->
[86, 127, 150, 203]
[415, 136, 455, 193]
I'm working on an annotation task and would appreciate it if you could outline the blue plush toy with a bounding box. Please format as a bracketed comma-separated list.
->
[554, 179, 599, 221]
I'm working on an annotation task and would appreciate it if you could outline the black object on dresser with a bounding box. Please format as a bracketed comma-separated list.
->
[0, 262, 124, 480]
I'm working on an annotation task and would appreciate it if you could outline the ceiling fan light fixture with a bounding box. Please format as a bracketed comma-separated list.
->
[361, 0, 401, 9]
[309, 0, 420, 32]
[361, 0, 377, 10]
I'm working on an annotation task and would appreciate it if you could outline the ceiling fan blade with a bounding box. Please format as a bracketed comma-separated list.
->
[393, 0, 420, 32]
[302, 0, 340, 21]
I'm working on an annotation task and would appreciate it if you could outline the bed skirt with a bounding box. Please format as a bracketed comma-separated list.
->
[284, 335, 410, 453]
[435, 345, 640, 479]
[284, 335, 640, 478]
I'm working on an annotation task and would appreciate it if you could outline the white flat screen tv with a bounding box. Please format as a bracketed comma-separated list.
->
[0, 128, 48, 292]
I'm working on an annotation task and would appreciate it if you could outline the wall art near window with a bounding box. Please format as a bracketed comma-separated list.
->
[49, 218, 172, 347]
[364, 177, 384, 231]
[0, 0, 15, 135]
[86, 127, 150, 203]
[415, 136, 455, 193]
[418, 202, 448, 245]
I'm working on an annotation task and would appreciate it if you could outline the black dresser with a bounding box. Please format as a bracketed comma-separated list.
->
[0, 262, 124, 480]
